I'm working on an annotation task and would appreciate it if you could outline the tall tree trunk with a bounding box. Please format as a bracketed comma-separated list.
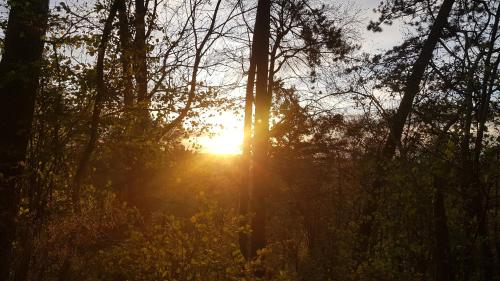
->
[434, 173, 454, 281]
[120, 3, 149, 202]
[72, 1, 119, 209]
[126, 1, 149, 193]
[0, 0, 49, 279]
[239, 12, 282, 259]
[382, 0, 455, 158]
[356, 0, 456, 268]
[117, 0, 134, 109]
[239, 12, 285, 259]
[250, 0, 271, 259]
[134, 0, 149, 119]
[239, 34, 257, 260]
[468, 4, 500, 280]
[460, 70, 475, 281]
[115, 0, 134, 198]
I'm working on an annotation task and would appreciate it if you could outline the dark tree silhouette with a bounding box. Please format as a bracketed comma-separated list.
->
[357, 0, 456, 272]
[0, 0, 50, 279]
[249, 0, 272, 259]
[72, 0, 120, 209]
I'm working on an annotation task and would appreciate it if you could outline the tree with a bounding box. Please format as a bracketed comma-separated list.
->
[0, 0, 50, 279]
[72, 0, 120, 210]
[117, 0, 134, 109]
[356, 0, 456, 267]
[248, 0, 272, 259]
[239, 0, 355, 259]
[372, 0, 457, 159]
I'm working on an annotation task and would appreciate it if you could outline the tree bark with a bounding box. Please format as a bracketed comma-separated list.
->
[72, 1, 119, 209]
[239, 33, 257, 260]
[356, 0, 456, 269]
[382, 0, 455, 158]
[0, 0, 49, 279]
[434, 173, 454, 281]
[117, 0, 134, 109]
[250, 0, 271, 259]
[134, 0, 148, 105]
[467, 4, 500, 280]
[460, 67, 475, 281]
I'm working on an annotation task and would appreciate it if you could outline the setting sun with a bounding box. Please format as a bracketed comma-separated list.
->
[200, 129, 243, 155]
[193, 112, 244, 155]
[4, 0, 495, 279]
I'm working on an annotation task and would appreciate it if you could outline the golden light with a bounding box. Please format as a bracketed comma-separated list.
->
[191, 112, 244, 155]
[200, 129, 243, 155]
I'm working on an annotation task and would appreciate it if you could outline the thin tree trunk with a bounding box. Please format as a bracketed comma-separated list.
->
[460, 71, 475, 281]
[72, 1, 119, 209]
[434, 173, 454, 281]
[134, 0, 148, 111]
[250, 0, 271, 259]
[382, 0, 455, 158]
[356, 0, 456, 268]
[117, 0, 134, 109]
[0, 0, 49, 279]
[118, 3, 149, 199]
[239, 33, 257, 260]
[239, 13, 281, 259]
[469, 4, 500, 280]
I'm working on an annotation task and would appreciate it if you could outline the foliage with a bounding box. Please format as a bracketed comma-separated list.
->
[1, 0, 499, 280]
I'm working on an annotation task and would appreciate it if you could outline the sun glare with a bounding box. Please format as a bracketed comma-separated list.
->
[189, 112, 244, 155]
[201, 129, 243, 155]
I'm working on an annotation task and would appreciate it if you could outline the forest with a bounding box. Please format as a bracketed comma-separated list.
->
[0, 0, 499, 280]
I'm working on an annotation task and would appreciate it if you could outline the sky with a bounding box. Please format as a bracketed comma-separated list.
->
[356, 0, 404, 51]
[1, 0, 406, 154]
[2, 0, 404, 53]
[196, 0, 406, 154]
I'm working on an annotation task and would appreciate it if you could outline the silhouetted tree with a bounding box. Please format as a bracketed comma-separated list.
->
[0, 0, 50, 279]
